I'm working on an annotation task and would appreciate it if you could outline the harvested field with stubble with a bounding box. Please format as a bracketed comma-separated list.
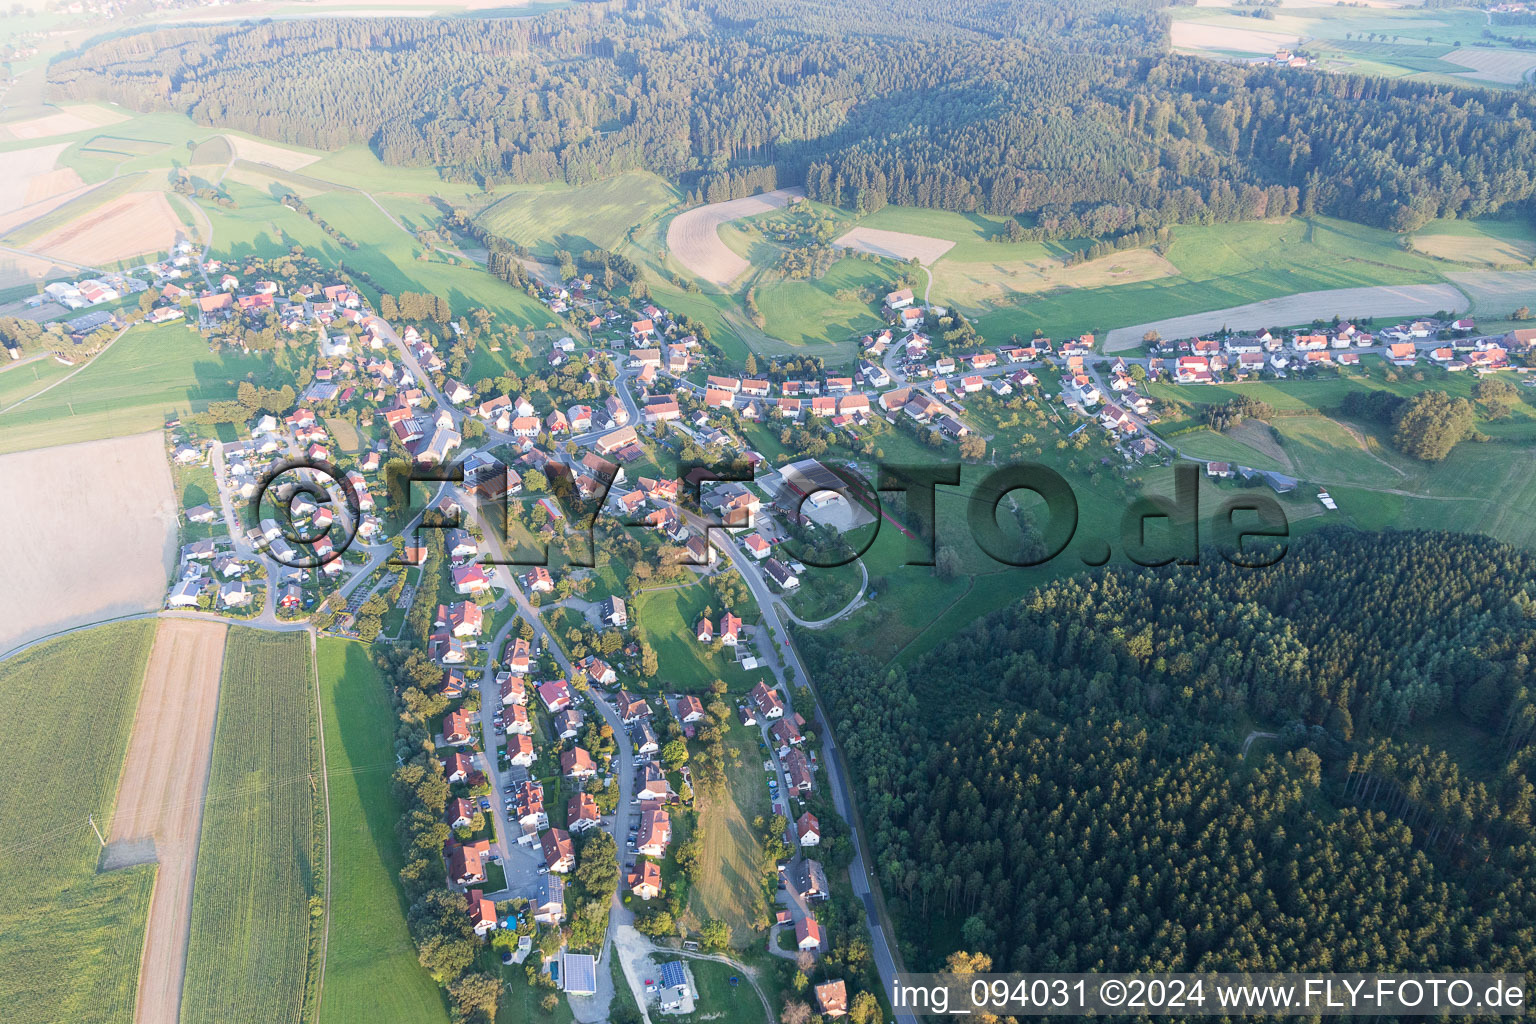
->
[0, 104, 127, 142]
[0, 620, 159, 1024]
[180, 628, 321, 1024]
[1445, 46, 1536, 85]
[107, 618, 228, 1024]
[31, 190, 185, 265]
[1447, 268, 1536, 315]
[0, 432, 177, 658]
[228, 134, 322, 169]
[832, 225, 955, 264]
[935, 247, 1176, 306]
[1171, 18, 1302, 55]
[666, 187, 804, 287]
[1103, 282, 1466, 350]
[0, 142, 70, 213]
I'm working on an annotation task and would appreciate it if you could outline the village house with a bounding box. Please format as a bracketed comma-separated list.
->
[498, 673, 527, 708]
[815, 981, 848, 1018]
[447, 796, 476, 830]
[504, 703, 532, 735]
[538, 679, 574, 712]
[451, 564, 492, 596]
[561, 747, 598, 780]
[533, 876, 565, 925]
[447, 839, 492, 886]
[797, 811, 821, 846]
[467, 890, 497, 937]
[764, 557, 800, 590]
[507, 734, 538, 767]
[676, 695, 706, 723]
[555, 707, 583, 740]
[751, 680, 785, 719]
[785, 749, 814, 791]
[629, 860, 663, 900]
[636, 763, 672, 802]
[514, 781, 547, 831]
[637, 805, 672, 857]
[443, 708, 475, 746]
[600, 596, 627, 627]
[541, 828, 576, 873]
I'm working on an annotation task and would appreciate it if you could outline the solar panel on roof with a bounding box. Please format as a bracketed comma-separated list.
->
[562, 953, 597, 994]
[661, 961, 688, 989]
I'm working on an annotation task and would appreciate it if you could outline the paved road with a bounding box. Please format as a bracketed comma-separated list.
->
[665, 507, 916, 1024]
[457, 473, 638, 1016]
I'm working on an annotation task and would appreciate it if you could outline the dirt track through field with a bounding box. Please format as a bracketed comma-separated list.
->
[665, 187, 804, 288]
[109, 618, 227, 1024]
[1103, 282, 1466, 351]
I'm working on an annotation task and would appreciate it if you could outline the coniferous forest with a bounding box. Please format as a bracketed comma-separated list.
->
[803, 530, 1536, 975]
[48, 0, 1536, 235]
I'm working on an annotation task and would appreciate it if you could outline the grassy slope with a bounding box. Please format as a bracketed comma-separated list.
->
[316, 638, 450, 1024]
[1412, 218, 1536, 266]
[0, 621, 158, 1024]
[0, 320, 270, 455]
[633, 584, 746, 693]
[181, 628, 319, 1024]
[751, 259, 890, 349]
[968, 215, 1449, 340]
[668, 958, 768, 1024]
[299, 189, 553, 329]
[477, 172, 679, 258]
[1146, 362, 1536, 549]
[686, 722, 771, 944]
[0, 355, 72, 409]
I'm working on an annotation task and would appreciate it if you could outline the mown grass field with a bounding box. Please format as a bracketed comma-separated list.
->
[966, 216, 1450, 340]
[632, 583, 743, 692]
[686, 720, 771, 944]
[316, 638, 450, 1024]
[477, 172, 678, 257]
[0, 321, 270, 455]
[181, 628, 320, 1024]
[1143, 363, 1536, 553]
[1171, 3, 1536, 88]
[751, 258, 890, 350]
[1412, 218, 1536, 266]
[0, 621, 158, 1024]
[0, 355, 71, 410]
[1172, 428, 1290, 473]
[665, 957, 769, 1024]
[297, 188, 556, 329]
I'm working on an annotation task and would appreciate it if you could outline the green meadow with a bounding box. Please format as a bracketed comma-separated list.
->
[0, 321, 272, 455]
[633, 583, 748, 693]
[477, 172, 679, 257]
[751, 259, 890, 349]
[316, 638, 450, 1024]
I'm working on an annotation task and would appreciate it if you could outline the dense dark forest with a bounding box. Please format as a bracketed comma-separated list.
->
[803, 530, 1536, 973]
[49, 0, 1536, 234]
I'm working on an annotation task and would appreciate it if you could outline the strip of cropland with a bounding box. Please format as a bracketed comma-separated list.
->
[0, 621, 158, 1024]
[179, 628, 323, 1024]
[109, 618, 227, 1024]
[316, 637, 450, 1024]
